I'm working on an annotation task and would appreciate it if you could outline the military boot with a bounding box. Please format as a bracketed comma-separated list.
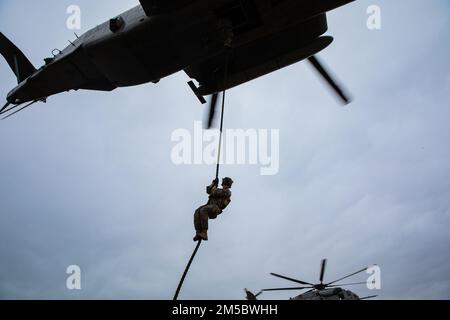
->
[199, 230, 208, 241]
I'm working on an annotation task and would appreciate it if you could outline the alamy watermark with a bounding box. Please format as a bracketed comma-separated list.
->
[66, 5, 81, 30]
[367, 5, 382, 30]
[66, 265, 82, 290]
[366, 265, 381, 290]
[171, 121, 280, 176]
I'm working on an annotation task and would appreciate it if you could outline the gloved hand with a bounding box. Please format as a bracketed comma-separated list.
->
[212, 178, 219, 186]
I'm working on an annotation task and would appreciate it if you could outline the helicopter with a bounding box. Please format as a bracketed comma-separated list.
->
[1, 0, 354, 125]
[245, 259, 379, 300]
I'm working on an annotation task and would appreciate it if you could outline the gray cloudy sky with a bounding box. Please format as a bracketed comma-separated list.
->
[0, 0, 449, 300]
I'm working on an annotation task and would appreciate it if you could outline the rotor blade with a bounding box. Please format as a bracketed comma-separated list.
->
[327, 282, 367, 288]
[0, 101, 10, 113]
[308, 55, 351, 105]
[0, 102, 25, 116]
[270, 273, 314, 286]
[360, 295, 378, 300]
[205, 93, 219, 129]
[319, 259, 327, 284]
[1, 100, 37, 120]
[326, 267, 369, 286]
[262, 286, 313, 292]
[255, 291, 263, 297]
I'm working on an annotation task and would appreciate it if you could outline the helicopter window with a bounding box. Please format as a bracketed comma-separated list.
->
[109, 16, 125, 33]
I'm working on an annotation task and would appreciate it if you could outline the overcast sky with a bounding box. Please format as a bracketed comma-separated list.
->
[0, 0, 449, 300]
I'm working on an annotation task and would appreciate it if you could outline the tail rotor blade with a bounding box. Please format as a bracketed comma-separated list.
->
[319, 259, 327, 284]
[308, 55, 351, 105]
[205, 93, 219, 129]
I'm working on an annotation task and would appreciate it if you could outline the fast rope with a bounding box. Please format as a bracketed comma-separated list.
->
[173, 89, 227, 301]
[215, 49, 231, 180]
[173, 50, 231, 301]
[215, 88, 227, 180]
[173, 239, 202, 300]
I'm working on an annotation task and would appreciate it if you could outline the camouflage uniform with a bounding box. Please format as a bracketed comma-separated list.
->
[193, 178, 233, 241]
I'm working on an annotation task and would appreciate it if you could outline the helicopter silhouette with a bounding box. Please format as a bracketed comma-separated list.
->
[246, 259, 378, 300]
[1, 0, 354, 122]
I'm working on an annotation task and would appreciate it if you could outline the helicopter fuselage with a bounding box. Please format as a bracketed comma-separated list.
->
[5, 0, 354, 104]
[291, 288, 360, 300]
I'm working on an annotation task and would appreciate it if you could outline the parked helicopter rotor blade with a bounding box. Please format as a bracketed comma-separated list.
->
[308, 55, 351, 105]
[205, 92, 219, 129]
[270, 273, 314, 286]
[326, 267, 370, 286]
[327, 281, 367, 288]
[319, 259, 327, 284]
[262, 286, 313, 292]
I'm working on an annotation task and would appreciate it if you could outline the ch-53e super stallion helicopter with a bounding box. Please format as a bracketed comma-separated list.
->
[245, 259, 379, 300]
[1, 0, 354, 126]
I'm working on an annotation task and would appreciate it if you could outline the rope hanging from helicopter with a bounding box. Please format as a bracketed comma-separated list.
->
[173, 49, 231, 301]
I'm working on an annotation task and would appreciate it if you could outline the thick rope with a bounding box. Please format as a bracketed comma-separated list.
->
[172, 90, 228, 301]
[215, 49, 231, 179]
[215, 89, 227, 180]
[173, 239, 202, 300]
[173, 49, 231, 301]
